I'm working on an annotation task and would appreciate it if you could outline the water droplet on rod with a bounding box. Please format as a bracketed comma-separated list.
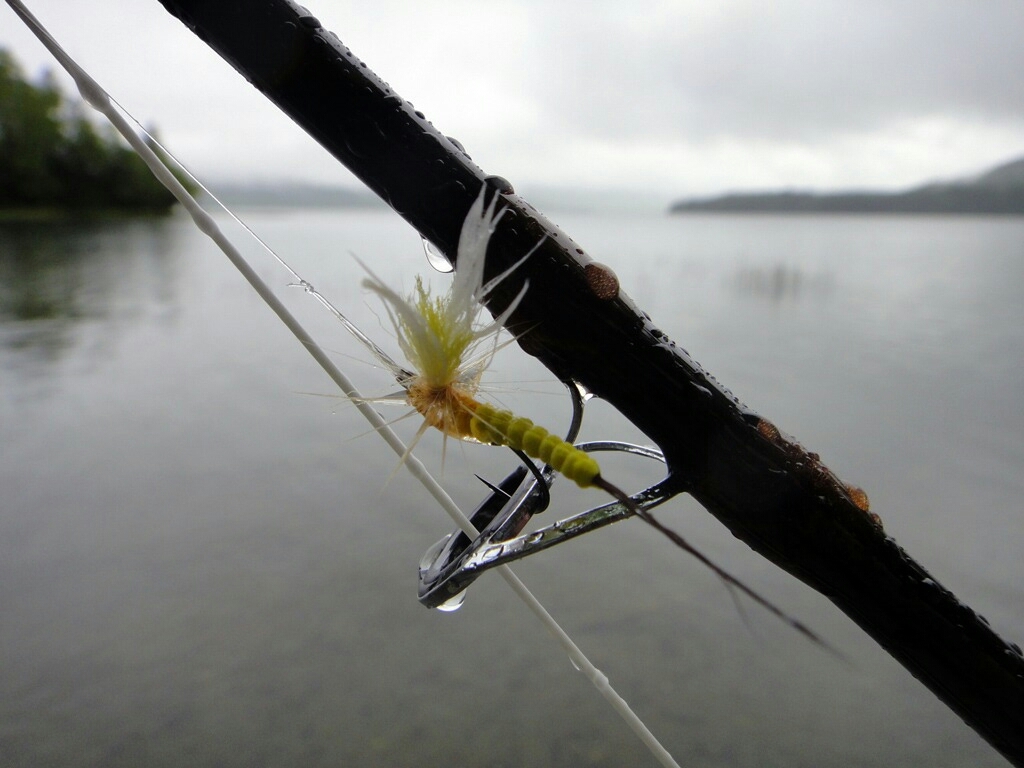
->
[422, 236, 454, 272]
[484, 175, 515, 195]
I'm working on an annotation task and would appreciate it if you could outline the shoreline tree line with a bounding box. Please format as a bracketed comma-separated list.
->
[0, 48, 185, 213]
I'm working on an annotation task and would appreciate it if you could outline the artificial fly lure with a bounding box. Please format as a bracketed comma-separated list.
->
[357, 188, 637, 507]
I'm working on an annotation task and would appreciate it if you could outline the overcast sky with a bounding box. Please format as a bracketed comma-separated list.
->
[4, 1, 1024, 206]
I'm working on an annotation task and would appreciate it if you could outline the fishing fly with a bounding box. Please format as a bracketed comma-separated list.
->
[353, 187, 641, 510]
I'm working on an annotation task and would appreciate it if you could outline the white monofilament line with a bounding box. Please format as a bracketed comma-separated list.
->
[6, 3, 681, 766]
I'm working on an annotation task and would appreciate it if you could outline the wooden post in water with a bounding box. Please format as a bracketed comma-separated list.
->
[155, 1, 1024, 763]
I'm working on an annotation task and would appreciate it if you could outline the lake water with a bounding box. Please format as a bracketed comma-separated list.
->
[1, 207, 1022, 767]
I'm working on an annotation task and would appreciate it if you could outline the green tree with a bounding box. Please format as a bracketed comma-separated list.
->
[0, 48, 184, 212]
[0, 50, 64, 206]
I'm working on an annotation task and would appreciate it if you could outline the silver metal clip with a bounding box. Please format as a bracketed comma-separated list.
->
[417, 383, 679, 608]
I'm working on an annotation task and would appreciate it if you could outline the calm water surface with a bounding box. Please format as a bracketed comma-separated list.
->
[1, 209, 1022, 767]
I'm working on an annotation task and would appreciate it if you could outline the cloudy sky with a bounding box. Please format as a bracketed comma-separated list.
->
[4, 0, 1024, 206]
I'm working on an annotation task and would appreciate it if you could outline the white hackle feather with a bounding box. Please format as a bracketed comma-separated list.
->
[359, 187, 532, 393]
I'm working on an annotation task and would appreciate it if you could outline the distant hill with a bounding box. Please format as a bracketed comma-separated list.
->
[971, 157, 1024, 190]
[669, 156, 1024, 215]
[207, 181, 382, 209]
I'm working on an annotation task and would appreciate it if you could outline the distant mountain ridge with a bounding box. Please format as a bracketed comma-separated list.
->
[971, 157, 1024, 190]
[208, 181, 382, 208]
[670, 156, 1024, 215]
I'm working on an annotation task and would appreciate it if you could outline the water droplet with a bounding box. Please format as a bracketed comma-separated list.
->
[422, 237, 453, 272]
[447, 136, 471, 159]
[484, 175, 515, 195]
[572, 380, 595, 402]
[414, 110, 425, 119]
[419, 534, 451, 571]
[437, 590, 467, 612]
[568, 655, 581, 671]
[299, 14, 321, 28]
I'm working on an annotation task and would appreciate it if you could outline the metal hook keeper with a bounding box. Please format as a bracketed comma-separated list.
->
[417, 440, 678, 608]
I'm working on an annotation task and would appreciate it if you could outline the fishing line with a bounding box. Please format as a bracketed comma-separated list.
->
[5, 2, 681, 765]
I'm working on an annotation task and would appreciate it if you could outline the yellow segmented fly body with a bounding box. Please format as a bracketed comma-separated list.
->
[468, 402, 601, 488]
